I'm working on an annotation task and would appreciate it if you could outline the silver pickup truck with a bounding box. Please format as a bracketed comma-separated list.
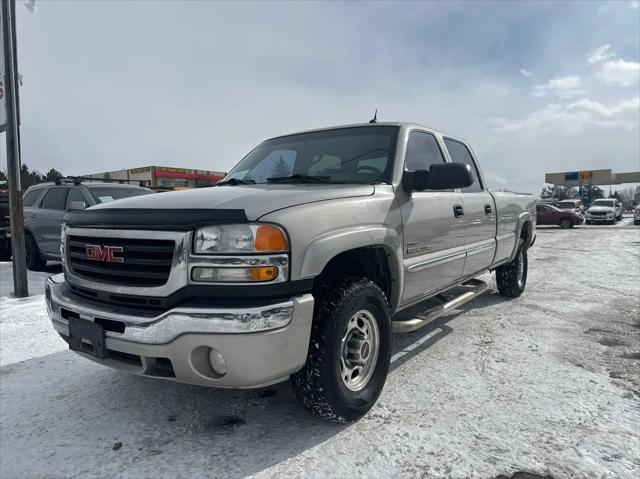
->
[45, 122, 535, 422]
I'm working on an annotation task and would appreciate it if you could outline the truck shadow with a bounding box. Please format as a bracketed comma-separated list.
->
[1, 286, 507, 478]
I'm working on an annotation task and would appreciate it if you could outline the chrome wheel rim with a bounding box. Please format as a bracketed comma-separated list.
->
[340, 309, 379, 392]
[516, 250, 525, 288]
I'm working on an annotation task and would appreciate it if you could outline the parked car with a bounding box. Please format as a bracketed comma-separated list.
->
[23, 181, 152, 269]
[556, 199, 584, 215]
[0, 189, 10, 261]
[585, 198, 622, 225]
[634, 204, 640, 225]
[45, 122, 536, 423]
[536, 203, 583, 228]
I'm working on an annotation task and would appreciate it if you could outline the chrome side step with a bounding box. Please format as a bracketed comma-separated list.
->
[392, 279, 489, 333]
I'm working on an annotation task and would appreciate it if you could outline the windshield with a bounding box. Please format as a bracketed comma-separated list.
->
[591, 200, 615, 208]
[222, 126, 399, 185]
[557, 202, 576, 209]
[88, 186, 152, 203]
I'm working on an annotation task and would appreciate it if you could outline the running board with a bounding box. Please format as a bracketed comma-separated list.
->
[392, 279, 489, 333]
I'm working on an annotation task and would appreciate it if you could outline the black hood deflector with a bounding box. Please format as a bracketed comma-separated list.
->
[63, 208, 248, 231]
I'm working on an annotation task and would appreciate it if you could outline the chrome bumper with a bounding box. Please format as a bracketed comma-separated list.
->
[45, 274, 315, 388]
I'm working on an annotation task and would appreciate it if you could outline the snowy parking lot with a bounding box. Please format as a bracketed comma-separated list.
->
[1, 221, 639, 479]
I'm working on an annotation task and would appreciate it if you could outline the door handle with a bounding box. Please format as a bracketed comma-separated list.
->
[484, 204, 492, 215]
[453, 204, 464, 218]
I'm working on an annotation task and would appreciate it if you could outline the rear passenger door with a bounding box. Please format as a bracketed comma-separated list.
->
[399, 130, 466, 305]
[443, 138, 496, 277]
[34, 187, 69, 257]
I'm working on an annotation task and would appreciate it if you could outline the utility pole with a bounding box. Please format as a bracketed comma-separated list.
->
[1, 0, 29, 297]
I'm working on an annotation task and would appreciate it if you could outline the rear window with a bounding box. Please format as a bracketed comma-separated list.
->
[40, 187, 69, 210]
[23, 189, 43, 207]
[557, 201, 576, 209]
[88, 187, 152, 204]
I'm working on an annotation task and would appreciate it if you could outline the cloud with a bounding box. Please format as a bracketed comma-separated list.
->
[533, 75, 586, 98]
[520, 68, 533, 77]
[487, 97, 640, 135]
[586, 44, 615, 65]
[597, 59, 640, 86]
[630, 1, 639, 10]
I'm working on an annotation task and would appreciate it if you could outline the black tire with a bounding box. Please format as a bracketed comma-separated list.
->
[496, 239, 527, 298]
[291, 277, 392, 423]
[586, 220, 592, 225]
[25, 233, 46, 270]
[635, 220, 640, 226]
[559, 218, 572, 229]
[0, 239, 11, 261]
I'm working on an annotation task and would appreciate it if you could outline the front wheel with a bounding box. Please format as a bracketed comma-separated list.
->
[291, 277, 391, 423]
[496, 239, 528, 298]
[559, 218, 572, 229]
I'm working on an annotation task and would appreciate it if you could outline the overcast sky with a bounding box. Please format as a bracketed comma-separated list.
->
[2, 0, 639, 195]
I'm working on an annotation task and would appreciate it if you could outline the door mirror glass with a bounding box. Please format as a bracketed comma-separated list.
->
[66, 201, 87, 211]
[403, 162, 474, 191]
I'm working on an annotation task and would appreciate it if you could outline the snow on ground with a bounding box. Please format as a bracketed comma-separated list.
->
[0, 226, 639, 479]
[0, 262, 66, 366]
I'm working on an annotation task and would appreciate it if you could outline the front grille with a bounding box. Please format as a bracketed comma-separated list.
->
[67, 235, 175, 287]
[590, 211, 606, 216]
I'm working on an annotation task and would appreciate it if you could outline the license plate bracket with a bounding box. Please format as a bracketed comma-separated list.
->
[68, 317, 109, 359]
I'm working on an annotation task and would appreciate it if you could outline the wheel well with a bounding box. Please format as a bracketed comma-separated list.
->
[315, 247, 394, 304]
[520, 220, 532, 244]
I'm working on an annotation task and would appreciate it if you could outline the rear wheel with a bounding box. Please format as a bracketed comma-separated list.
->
[25, 233, 46, 270]
[496, 239, 527, 298]
[291, 277, 392, 423]
[559, 218, 572, 229]
[0, 239, 11, 261]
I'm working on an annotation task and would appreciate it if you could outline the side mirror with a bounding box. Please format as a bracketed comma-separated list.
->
[403, 162, 474, 191]
[66, 201, 87, 211]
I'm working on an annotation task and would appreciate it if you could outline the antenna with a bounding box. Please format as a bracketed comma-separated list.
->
[369, 109, 378, 124]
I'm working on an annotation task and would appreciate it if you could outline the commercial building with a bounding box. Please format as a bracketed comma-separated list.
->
[87, 166, 226, 189]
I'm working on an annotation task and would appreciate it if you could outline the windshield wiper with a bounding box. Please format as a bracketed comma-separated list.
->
[267, 174, 335, 184]
[217, 178, 256, 186]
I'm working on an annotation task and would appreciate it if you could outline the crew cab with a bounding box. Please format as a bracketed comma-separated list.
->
[45, 123, 535, 422]
[22, 180, 152, 270]
[536, 203, 583, 228]
[585, 198, 622, 225]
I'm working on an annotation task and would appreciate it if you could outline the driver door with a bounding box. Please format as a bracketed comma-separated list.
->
[399, 130, 466, 306]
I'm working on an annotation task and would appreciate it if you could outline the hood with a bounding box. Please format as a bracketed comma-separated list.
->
[587, 206, 615, 213]
[89, 184, 375, 221]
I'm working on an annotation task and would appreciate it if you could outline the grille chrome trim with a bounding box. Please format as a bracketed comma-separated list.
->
[64, 228, 191, 297]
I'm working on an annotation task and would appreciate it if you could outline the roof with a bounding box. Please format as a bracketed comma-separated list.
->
[267, 122, 465, 142]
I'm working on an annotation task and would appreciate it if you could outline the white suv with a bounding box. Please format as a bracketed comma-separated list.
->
[585, 199, 621, 225]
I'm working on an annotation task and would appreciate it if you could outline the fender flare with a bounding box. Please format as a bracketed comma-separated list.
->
[298, 225, 403, 310]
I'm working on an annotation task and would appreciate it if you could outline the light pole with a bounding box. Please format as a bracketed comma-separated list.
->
[1, 0, 29, 297]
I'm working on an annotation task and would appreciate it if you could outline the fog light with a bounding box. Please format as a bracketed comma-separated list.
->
[209, 348, 227, 376]
[192, 266, 278, 282]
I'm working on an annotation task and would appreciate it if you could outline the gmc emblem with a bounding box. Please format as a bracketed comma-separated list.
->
[85, 245, 124, 263]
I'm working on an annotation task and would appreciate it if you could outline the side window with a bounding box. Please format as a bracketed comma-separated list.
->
[404, 131, 445, 172]
[65, 188, 88, 209]
[23, 189, 42, 207]
[39, 187, 69, 210]
[443, 138, 482, 192]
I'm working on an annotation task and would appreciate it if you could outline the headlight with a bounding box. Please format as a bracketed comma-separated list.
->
[194, 223, 288, 254]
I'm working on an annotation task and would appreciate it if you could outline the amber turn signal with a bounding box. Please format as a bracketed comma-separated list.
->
[251, 266, 279, 282]
[255, 225, 288, 252]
